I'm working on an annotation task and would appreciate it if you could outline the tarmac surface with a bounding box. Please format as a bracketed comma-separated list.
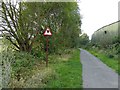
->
[80, 49, 118, 88]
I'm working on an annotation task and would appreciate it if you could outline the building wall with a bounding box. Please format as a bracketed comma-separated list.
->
[91, 21, 119, 46]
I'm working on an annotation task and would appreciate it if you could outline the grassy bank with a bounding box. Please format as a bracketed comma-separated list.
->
[88, 49, 119, 74]
[46, 49, 82, 88]
[5, 49, 82, 88]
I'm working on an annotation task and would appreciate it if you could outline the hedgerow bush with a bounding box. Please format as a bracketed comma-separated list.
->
[91, 41, 119, 60]
[1, 38, 42, 87]
[2, 50, 13, 88]
[1, 38, 15, 88]
[11, 51, 36, 81]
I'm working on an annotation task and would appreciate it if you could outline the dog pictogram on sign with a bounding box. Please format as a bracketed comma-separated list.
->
[44, 27, 52, 36]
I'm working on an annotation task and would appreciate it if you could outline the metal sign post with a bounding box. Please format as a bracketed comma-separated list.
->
[46, 36, 48, 67]
[44, 27, 52, 67]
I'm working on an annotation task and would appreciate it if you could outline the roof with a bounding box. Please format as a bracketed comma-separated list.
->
[95, 20, 120, 33]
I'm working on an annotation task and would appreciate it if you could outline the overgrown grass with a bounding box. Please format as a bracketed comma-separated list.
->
[88, 49, 119, 75]
[2, 48, 82, 88]
[46, 49, 82, 88]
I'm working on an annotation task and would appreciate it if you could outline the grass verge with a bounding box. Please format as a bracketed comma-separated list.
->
[46, 49, 82, 88]
[88, 49, 119, 75]
[4, 49, 82, 88]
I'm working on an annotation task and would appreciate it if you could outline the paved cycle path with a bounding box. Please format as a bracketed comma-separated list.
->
[80, 49, 118, 88]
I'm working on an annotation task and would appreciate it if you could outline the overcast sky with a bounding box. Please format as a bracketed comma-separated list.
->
[78, 0, 119, 39]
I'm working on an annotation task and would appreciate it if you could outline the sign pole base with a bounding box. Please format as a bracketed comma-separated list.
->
[46, 36, 48, 67]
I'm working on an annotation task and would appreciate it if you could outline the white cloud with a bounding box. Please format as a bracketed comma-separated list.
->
[78, 0, 119, 39]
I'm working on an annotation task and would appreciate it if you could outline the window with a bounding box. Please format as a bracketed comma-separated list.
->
[104, 31, 107, 34]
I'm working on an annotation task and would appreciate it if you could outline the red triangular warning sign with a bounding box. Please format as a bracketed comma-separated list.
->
[44, 27, 52, 36]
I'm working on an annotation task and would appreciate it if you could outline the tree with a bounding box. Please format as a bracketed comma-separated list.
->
[79, 33, 89, 47]
[22, 2, 81, 53]
[0, 1, 35, 52]
[0, 1, 81, 53]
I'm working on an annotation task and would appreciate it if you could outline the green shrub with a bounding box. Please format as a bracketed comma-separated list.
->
[11, 51, 36, 80]
[2, 50, 14, 88]
[31, 47, 46, 60]
[107, 54, 114, 58]
[116, 44, 120, 54]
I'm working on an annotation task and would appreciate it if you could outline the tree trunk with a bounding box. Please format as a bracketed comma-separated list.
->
[19, 41, 32, 52]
